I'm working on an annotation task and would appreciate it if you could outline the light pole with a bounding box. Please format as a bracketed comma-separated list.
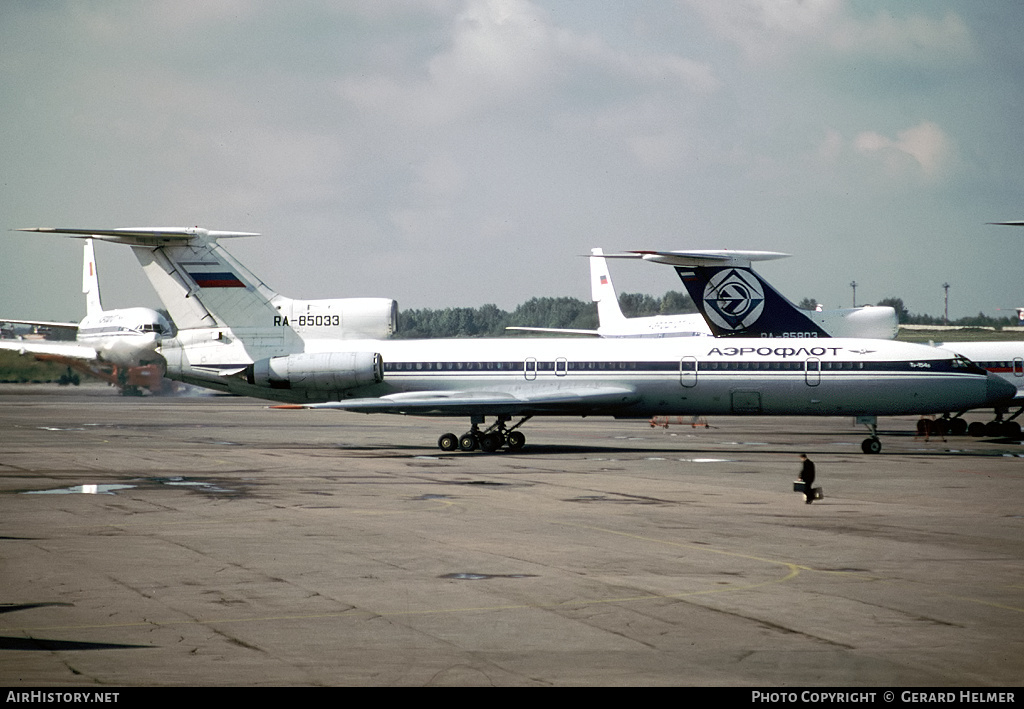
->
[943, 283, 950, 325]
[850, 281, 857, 307]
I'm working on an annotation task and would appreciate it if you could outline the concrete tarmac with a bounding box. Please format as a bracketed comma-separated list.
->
[1, 384, 1022, 686]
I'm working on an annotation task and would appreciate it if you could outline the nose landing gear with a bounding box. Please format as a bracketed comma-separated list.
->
[858, 415, 882, 454]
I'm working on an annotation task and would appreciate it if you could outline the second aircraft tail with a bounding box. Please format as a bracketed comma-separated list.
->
[674, 263, 830, 338]
[603, 249, 897, 339]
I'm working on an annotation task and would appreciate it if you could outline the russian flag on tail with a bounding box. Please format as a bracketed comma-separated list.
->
[186, 265, 246, 288]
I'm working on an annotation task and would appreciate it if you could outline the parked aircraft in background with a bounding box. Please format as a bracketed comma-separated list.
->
[0, 239, 173, 394]
[921, 340, 1024, 437]
[507, 248, 711, 338]
[511, 248, 899, 340]
[603, 250, 899, 340]
[19, 227, 1016, 453]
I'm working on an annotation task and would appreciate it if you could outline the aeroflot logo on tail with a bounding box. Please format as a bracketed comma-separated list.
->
[703, 268, 765, 331]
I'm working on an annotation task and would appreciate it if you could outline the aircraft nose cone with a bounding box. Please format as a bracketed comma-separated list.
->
[986, 373, 1017, 406]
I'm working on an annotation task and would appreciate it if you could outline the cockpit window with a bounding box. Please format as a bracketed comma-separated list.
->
[952, 354, 986, 374]
[138, 323, 172, 336]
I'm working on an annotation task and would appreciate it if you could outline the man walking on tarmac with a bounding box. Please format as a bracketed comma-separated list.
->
[799, 454, 816, 504]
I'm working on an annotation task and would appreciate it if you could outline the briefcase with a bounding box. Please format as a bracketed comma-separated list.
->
[793, 482, 824, 499]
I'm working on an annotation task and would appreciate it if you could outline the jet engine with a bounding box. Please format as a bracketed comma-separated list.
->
[248, 351, 383, 391]
[278, 298, 399, 340]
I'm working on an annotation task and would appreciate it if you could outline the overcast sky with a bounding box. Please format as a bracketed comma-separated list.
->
[2, 1, 1023, 324]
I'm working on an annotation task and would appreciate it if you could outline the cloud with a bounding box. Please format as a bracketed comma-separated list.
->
[854, 121, 953, 178]
[684, 0, 844, 60]
[827, 10, 974, 61]
[338, 0, 717, 124]
[686, 0, 972, 63]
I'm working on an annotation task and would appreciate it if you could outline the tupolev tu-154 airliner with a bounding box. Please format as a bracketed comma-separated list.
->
[19, 227, 1016, 453]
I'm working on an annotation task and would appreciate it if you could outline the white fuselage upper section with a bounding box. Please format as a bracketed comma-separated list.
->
[597, 312, 711, 339]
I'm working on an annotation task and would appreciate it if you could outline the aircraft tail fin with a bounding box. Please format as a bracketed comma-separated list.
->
[589, 248, 627, 327]
[22, 227, 399, 342]
[600, 249, 820, 338]
[82, 239, 103, 317]
[131, 237, 278, 331]
[22, 228, 275, 330]
[674, 263, 829, 337]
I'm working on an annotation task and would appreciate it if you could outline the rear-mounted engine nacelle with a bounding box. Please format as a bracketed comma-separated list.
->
[249, 352, 383, 391]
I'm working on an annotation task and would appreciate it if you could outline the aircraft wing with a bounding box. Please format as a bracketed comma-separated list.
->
[0, 318, 78, 331]
[275, 385, 640, 417]
[0, 339, 98, 361]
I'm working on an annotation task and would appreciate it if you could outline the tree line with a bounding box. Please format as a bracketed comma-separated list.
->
[396, 291, 696, 339]
[397, 291, 1020, 339]
[874, 298, 1019, 328]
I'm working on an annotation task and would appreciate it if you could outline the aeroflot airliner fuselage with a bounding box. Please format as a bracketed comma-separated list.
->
[159, 332, 1010, 419]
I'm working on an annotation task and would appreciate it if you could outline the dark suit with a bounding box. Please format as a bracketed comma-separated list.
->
[800, 458, 816, 503]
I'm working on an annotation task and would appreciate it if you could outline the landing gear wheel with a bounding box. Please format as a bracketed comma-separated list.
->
[1004, 421, 1022, 439]
[985, 421, 1003, 437]
[506, 430, 526, 451]
[438, 433, 458, 452]
[458, 433, 478, 452]
[479, 432, 502, 453]
[949, 417, 968, 436]
[967, 421, 986, 437]
[861, 437, 882, 454]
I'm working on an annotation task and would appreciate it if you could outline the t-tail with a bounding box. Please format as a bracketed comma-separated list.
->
[20, 227, 398, 343]
[604, 250, 897, 339]
[675, 262, 830, 338]
[21, 227, 396, 395]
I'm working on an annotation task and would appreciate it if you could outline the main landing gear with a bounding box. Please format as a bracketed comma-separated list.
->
[437, 415, 532, 453]
[922, 408, 1022, 440]
[958, 411, 1022, 439]
[860, 409, 1024, 454]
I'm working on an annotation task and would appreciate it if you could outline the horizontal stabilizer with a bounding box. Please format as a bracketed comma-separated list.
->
[601, 249, 789, 267]
[17, 227, 259, 246]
